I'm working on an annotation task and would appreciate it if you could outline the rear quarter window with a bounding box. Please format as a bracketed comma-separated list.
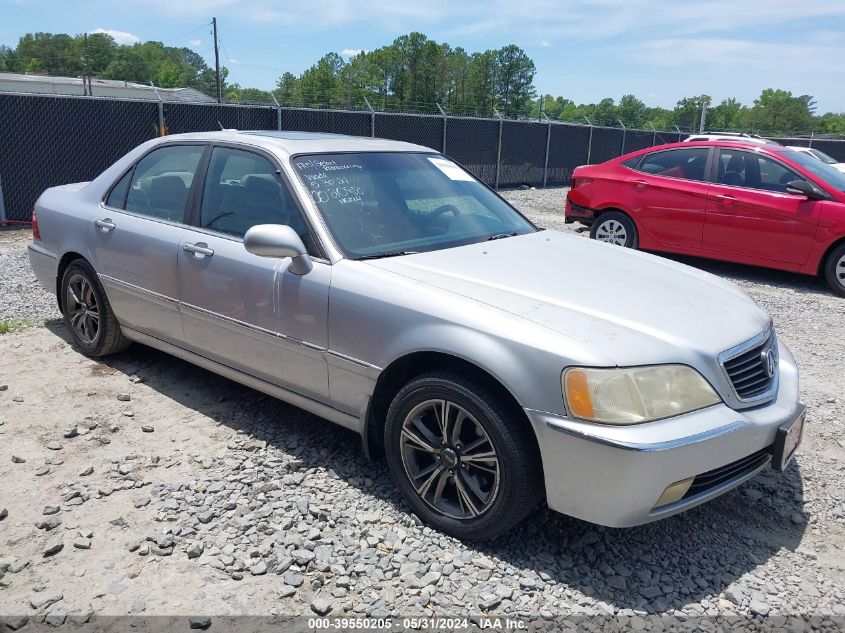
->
[105, 171, 132, 209]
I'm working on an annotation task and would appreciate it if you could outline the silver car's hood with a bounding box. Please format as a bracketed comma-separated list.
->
[367, 230, 771, 367]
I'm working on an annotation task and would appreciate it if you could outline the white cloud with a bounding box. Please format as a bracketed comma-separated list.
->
[227, 58, 240, 64]
[190, 38, 202, 46]
[631, 36, 844, 73]
[91, 27, 140, 45]
[539, 40, 552, 48]
[340, 48, 364, 58]
[120, 0, 845, 35]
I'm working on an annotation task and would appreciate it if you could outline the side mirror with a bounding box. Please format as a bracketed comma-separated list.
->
[785, 180, 825, 200]
[244, 224, 313, 275]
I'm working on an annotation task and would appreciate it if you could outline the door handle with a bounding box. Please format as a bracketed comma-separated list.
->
[183, 242, 214, 258]
[631, 180, 649, 189]
[715, 194, 736, 206]
[94, 218, 115, 232]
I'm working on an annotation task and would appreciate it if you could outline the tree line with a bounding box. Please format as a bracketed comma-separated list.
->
[2, 30, 843, 134]
[533, 91, 845, 135]
[0, 32, 224, 96]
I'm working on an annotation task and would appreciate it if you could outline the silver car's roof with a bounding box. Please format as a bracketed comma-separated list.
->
[156, 130, 436, 156]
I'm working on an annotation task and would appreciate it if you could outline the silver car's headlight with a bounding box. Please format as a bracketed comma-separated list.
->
[562, 365, 720, 425]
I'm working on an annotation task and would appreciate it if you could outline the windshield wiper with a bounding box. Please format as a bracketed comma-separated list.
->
[487, 232, 518, 241]
[354, 251, 419, 261]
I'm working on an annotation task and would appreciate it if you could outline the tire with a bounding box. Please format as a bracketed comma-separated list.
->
[823, 242, 845, 297]
[589, 211, 638, 248]
[60, 259, 131, 357]
[384, 371, 543, 540]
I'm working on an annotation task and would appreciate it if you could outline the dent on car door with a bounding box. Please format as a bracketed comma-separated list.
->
[93, 144, 206, 344]
[177, 146, 331, 401]
[621, 146, 711, 248]
[703, 149, 821, 265]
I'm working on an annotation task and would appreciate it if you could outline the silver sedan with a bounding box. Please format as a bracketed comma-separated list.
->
[28, 131, 805, 539]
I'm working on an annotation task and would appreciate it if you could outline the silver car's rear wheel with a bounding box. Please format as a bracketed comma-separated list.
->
[399, 399, 500, 520]
[60, 259, 131, 357]
[589, 211, 638, 248]
[385, 371, 543, 540]
[65, 273, 100, 344]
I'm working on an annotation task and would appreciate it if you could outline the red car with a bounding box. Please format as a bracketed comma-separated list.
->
[565, 141, 845, 296]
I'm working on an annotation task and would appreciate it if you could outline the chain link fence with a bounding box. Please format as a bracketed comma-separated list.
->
[3, 91, 845, 223]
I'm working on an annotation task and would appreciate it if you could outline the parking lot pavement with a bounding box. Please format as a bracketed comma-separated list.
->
[0, 189, 843, 625]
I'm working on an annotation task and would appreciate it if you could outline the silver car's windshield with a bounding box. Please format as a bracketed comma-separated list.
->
[785, 149, 845, 192]
[809, 149, 838, 165]
[291, 152, 535, 259]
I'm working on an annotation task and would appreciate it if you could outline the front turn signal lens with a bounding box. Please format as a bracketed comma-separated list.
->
[563, 369, 595, 419]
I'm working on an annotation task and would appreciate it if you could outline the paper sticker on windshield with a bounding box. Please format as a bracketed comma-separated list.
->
[428, 157, 474, 181]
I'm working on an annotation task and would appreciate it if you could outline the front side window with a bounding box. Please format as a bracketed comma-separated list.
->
[291, 153, 535, 259]
[785, 149, 845, 192]
[634, 148, 710, 182]
[717, 149, 804, 193]
[199, 147, 313, 252]
[125, 145, 204, 222]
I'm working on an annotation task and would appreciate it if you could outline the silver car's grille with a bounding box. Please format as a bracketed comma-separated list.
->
[720, 329, 778, 402]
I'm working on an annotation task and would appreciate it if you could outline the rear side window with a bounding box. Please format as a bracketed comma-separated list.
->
[106, 171, 131, 208]
[125, 145, 205, 222]
[635, 147, 710, 182]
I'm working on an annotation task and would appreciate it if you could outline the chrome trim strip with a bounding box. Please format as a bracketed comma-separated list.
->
[326, 350, 382, 371]
[120, 326, 361, 434]
[648, 454, 771, 519]
[179, 301, 324, 352]
[539, 413, 747, 452]
[718, 325, 778, 406]
[99, 274, 179, 305]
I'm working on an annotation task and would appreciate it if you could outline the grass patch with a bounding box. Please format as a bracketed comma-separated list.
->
[0, 319, 37, 334]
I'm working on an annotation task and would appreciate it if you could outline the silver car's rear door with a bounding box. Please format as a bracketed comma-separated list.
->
[93, 143, 207, 344]
[177, 144, 330, 401]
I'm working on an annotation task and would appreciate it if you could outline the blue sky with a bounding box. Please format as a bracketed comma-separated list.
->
[2, 0, 845, 112]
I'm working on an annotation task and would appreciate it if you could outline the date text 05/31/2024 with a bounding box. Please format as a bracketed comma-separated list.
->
[307, 617, 528, 630]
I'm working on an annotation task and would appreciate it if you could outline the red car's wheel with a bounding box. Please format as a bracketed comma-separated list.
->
[590, 211, 638, 248]
[824, 243, 845, 297]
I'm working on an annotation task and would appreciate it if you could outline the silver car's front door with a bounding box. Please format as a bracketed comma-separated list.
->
[178, 232, 330, 400]
[93, 144, 206, 344]
[177, 145, 330, 401]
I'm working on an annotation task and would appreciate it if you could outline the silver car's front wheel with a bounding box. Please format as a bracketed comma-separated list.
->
[399, 399, 500, 520]
[589, 211, 638, 248]
[385, 371, 543, 540]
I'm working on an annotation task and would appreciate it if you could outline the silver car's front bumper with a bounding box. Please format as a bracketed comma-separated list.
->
[526, 340, 802, 527]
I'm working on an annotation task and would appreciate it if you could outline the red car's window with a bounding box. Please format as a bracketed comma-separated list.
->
[717, 150, 802, 193]
[634, 148, 709, 182]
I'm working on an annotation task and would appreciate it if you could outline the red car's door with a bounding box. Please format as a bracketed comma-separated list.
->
[703, 148, 821, 265]
[620, 146, 712, 248]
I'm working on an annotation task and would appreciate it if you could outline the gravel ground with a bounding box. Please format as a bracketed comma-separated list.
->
[1, 189, 844, 629]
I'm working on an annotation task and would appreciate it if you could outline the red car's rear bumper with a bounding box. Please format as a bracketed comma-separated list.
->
[565, 193, 596, 224]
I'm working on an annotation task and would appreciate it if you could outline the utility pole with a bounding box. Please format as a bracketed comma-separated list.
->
[82, 33, 90, 96]
[699, 96, 708, 133]
[212, 17, 221, 103]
